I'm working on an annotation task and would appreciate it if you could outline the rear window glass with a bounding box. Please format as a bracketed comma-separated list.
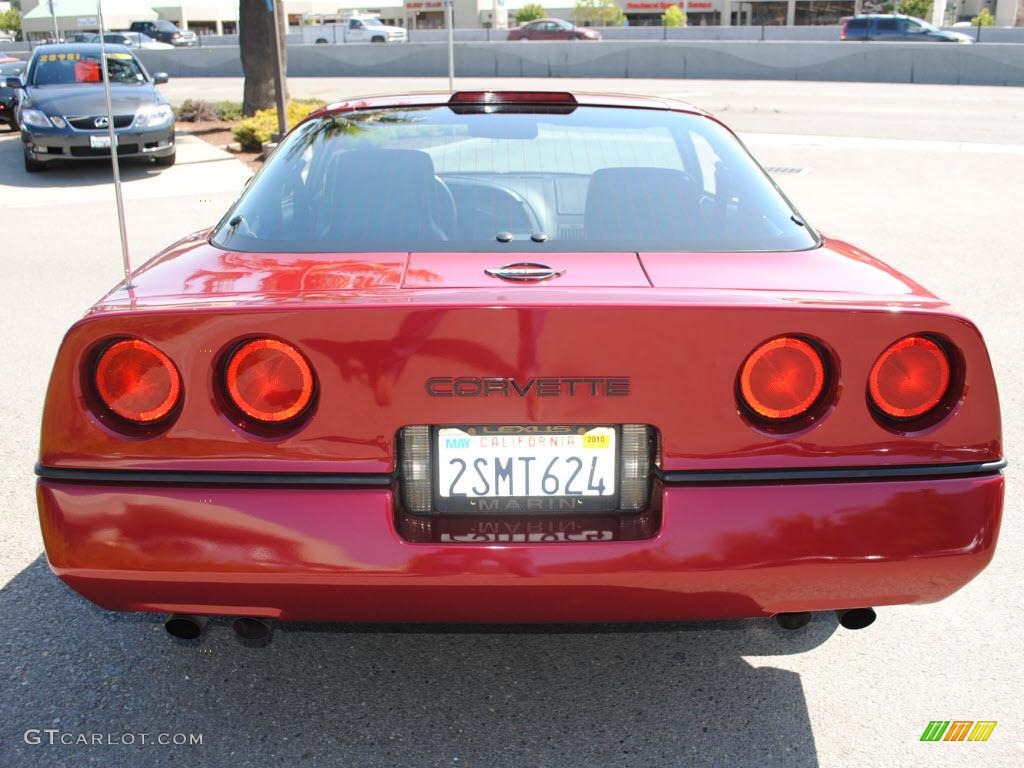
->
[29, 51, 146, 85]
[212, 105, 817, 253]
[846, 19, 868, 30]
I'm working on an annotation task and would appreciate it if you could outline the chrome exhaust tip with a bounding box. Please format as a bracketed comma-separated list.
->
[774, 611, 813, 630]
[164, 614, 208, 640]
[837, 608, 876, 630]
[232, 617, 273, 645]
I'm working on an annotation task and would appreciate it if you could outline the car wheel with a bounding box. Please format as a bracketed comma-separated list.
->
[371, 36, 385, 43]
[154, 151, 176, 167]
[315, 38, 328, 44]
[24, 152, 45, 173]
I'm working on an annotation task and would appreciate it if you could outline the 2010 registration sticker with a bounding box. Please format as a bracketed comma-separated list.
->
[435, 426, 618, 512]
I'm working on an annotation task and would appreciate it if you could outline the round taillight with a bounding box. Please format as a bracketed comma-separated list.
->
[869, 335, 951, 420]
[739, 336, 826, 421]
[94, 339, 181, 423]
[225, 338, 314, 423]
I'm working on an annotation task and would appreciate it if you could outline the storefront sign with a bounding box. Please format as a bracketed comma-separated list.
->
[625, 1, 714, 9]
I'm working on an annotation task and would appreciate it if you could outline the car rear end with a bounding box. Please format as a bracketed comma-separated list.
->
[172, 29, 198, 47]
[840, 16, 869, 40]
[35, 92, 1004, 629]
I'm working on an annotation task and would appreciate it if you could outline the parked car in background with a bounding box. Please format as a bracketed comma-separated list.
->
[9, 44, 175, 171]
[0, 57, 25, 129]
[507, 18, 601, 41]
[840, 14, 973, 43]
[304, 13, 408, 44]
[0, 30, 17, 44]
[86, 32, 175, 50]
[128, 19, 197, 47]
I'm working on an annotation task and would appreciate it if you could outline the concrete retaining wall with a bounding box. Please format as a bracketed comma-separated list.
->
[136, 40, 1024, 86]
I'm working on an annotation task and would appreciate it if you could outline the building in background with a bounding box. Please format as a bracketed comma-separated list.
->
[13, 0, 1023, 40]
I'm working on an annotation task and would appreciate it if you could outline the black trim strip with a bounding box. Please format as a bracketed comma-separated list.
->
[656, 459, 1006, 486]
[35, 464, 395, 487]
[36, 459, 1006, 489]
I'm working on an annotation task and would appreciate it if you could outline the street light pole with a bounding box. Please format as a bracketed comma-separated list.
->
[48, 0, 60, 42]
[269, 0, 288, 141]
[446, 0, 454, 93]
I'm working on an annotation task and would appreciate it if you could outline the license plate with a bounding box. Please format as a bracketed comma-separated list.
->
[90, 135, 113, 149]
[434, 425, 619, 514]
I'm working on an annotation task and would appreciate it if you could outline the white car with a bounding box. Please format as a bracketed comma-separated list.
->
[87, 32, 175, 50]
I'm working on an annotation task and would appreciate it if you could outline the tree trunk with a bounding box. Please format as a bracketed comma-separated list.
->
[239, 0, 288, 116]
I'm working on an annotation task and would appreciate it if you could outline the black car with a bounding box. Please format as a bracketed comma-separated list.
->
[840, 14, 973, 43]
[128, 19, 197, 47]
[7, 44, 175, 172]
[0, 58, 25, 129]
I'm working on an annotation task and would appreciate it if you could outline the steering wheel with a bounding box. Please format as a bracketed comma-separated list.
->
[432, 176, 458, 240]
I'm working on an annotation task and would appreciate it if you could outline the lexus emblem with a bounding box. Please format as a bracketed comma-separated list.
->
[94, 117, 109, 128]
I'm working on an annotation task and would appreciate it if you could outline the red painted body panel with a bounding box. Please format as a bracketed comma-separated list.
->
[38, 474, 1003, 622]
[34, 93, 1005, 625]
[39, 238, 1001, 473]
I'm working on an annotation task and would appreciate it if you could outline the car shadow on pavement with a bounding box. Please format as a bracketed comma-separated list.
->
[1, 554, 831, 768]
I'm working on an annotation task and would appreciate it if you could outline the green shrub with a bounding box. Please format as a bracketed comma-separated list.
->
[515, 4, 546, 23]
[661, 5, 686, 26]
[232, 99, 325, 151]
[174, 98, 221, 122]
[174, 99, 245, 122]
[971, 8, 995, 26]
[216, 101, 243, 122]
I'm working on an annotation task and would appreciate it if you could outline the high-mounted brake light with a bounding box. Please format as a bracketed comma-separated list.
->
[739, 336, 827, 421]
[94, 339, 181, 423]
[449, 91, 577, 105]
[224, 338, 315, 424]
[869, 335, 951, 421]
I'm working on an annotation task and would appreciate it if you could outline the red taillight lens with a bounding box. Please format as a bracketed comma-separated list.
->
[739, 336, 826, 421]
[94, 339, 181, 423]
[869, 335, 951, 420]
[225, 338, 314, 423]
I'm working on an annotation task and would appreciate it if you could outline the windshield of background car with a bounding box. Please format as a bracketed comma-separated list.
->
[0, 61, 23, 76]
[29, 51, 146, 85]
[212, 104, 819, 253]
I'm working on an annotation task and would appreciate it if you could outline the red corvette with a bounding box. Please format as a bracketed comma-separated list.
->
[36, 91, 1004, 642]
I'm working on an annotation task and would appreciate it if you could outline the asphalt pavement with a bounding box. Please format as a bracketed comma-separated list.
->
[1, 79, 1021, 768]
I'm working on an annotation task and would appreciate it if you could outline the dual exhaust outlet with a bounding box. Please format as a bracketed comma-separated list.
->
[164, 608, 875, 642]
[775, 608, 877, 631]
[164, 614, 273, 644]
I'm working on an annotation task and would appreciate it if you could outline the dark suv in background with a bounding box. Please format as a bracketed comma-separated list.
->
[840, 14, 973, 43]
[128, 20, 197, 47]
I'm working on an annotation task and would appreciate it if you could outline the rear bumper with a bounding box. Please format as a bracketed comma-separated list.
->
[36, 470, 1004, 623]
